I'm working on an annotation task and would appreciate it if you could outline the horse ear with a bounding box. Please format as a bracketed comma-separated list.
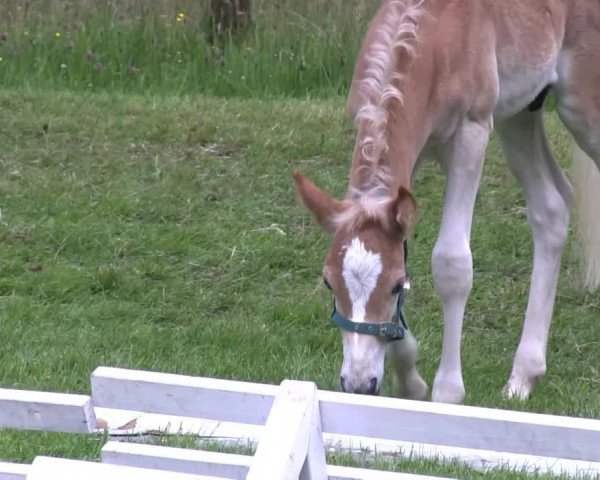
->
[293, 172, 346, 234]
[391, 186, 417, 236]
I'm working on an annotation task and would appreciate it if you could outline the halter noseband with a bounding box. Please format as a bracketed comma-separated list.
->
[330, 240, 410, 341]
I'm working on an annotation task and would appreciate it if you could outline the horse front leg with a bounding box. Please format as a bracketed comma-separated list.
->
[388, 331, 428, 400]
[431, 119, 491, 404]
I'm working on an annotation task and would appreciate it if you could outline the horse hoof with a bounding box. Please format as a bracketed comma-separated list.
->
[503, 376, 533, 401]
[432, 374, 465, 404]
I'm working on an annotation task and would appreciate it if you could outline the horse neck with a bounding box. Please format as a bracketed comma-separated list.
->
[348, 94, 432, 197]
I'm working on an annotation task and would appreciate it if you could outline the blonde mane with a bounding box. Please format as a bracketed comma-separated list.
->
[337, 0, 425, 231]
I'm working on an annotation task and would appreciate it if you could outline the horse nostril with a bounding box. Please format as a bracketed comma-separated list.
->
[340, 376, 347, 392]
[368, 377, 378, 395]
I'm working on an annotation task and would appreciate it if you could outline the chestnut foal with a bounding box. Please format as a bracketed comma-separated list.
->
[294, 0, 600, 403]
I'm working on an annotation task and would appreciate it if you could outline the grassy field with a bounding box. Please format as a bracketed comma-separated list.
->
[0, 1, 598, 477]
[0, 0, 377, 97]
[0, 88, 598, 478]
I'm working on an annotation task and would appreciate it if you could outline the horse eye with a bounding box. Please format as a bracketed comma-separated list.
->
[323, 278, 332, 290]
[391, 281, 404, 294]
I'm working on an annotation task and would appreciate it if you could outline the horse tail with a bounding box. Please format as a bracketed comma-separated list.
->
[572, 140, 600, 291]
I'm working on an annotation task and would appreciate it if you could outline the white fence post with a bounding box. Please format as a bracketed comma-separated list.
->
[246, 380, 327, 480]
[300, 389, 327, 480]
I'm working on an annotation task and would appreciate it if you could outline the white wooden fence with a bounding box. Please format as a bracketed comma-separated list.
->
[1, 366, 600, 479]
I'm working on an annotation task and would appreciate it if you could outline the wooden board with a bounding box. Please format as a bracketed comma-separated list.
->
[102, 442, 250, 480]
[98, 407, 600, 478]
[246, 380, 326, 480]
[101, 442, 454, 480]
[26, 456, 229, 480]
[0, 388, 96, 433]
[300, 389, 327, 480]
[319, 390, 600, 462]
[91, 367, 276, 425]
[0, 462, 29, 480]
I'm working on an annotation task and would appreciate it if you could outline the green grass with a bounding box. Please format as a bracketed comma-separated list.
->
[328, 452, 577, 479]
[0, 0, 377, 97]
[0, 88, 598, 478]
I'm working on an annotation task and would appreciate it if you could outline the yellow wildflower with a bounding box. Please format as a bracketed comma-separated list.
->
[177, 12, 185, 22]
[55, 32, 61, 38]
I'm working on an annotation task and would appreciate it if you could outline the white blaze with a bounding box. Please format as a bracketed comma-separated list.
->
[342, 237, 382, 324]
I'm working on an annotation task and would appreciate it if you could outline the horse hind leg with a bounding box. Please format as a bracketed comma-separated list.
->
[496, 108, 572, 400]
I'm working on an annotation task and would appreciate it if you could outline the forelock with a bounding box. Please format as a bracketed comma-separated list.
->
[333, 192, 394, 233]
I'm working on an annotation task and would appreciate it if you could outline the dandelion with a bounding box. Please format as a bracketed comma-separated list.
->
[176, 12, 185, 23]
[55, 32, 61, 38]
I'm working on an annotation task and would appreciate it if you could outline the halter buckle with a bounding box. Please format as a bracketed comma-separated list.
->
[379, 322, 405, 340]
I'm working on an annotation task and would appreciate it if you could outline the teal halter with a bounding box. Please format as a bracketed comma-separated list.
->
[330, 240, 410, 341]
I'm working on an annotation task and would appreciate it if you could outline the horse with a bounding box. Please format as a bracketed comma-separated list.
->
[293, 0, 600, 403]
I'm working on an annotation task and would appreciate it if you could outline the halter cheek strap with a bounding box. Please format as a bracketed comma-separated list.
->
[330, 240, 410, 342]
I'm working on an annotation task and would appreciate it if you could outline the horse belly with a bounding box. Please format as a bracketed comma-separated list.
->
[494, 61, 558, 120]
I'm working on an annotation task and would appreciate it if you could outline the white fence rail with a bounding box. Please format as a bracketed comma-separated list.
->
[101, 442, 446, 480]
[1, 366, 600, 479]
[0, 389, 96, 433]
